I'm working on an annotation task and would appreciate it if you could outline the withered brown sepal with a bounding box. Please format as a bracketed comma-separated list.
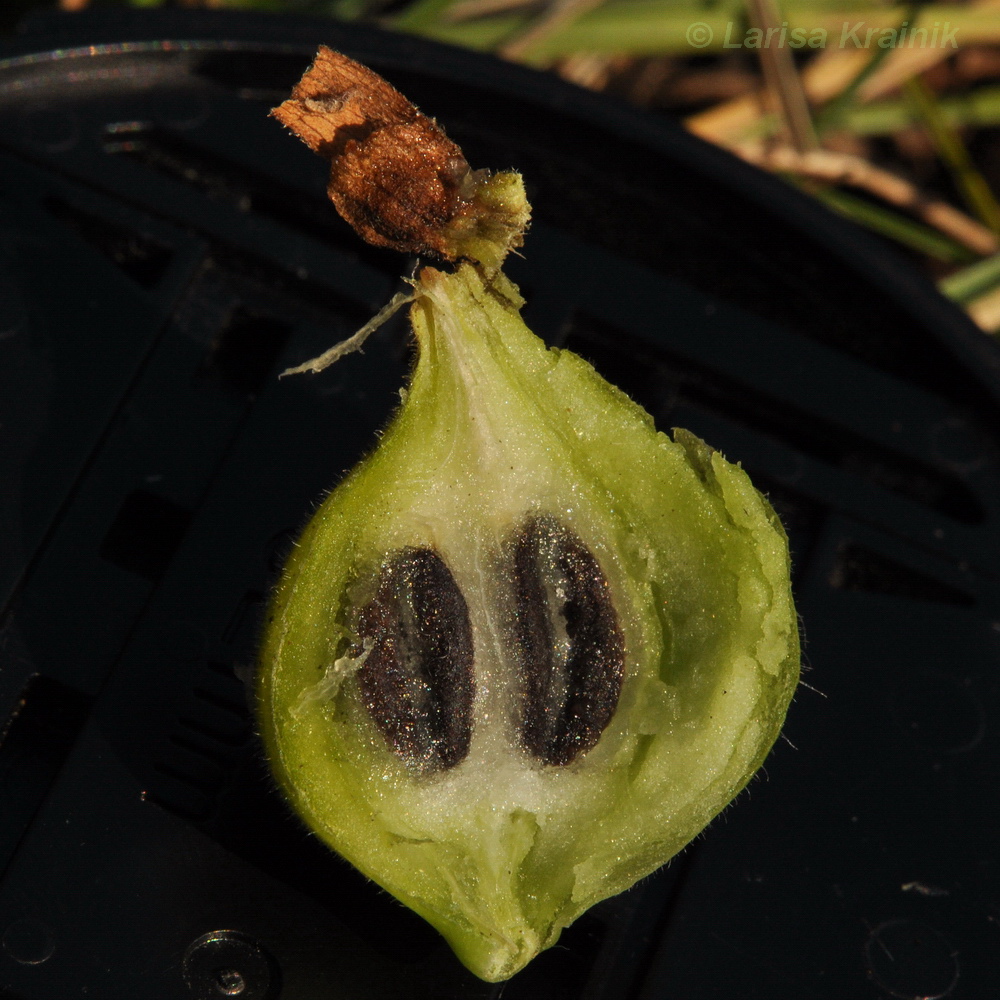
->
[271, 46, 475, 260]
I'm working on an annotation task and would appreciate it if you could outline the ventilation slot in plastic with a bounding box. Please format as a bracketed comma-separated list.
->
[0, 674, 93, 875]
[100, 490, 194, 581]
[200, 306, 292, 397]
[102, 127, 398, 274]
[44, 194, 173, 288]
[146, 661, 251, 822]
[830, 543, 975, 606]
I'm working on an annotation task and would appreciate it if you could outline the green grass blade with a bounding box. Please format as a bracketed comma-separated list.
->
[904, 75, 1000, 235]
[813, 8, 910, 133]
[402, 4, 1000, 58]
[391, 0, 466, 31]
[808, 185, 975, 264]
[939, 253, 1000, 303]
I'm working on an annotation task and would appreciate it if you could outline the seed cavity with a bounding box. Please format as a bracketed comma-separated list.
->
[355, 547, 474, 770]
[511, 515, 625, 766]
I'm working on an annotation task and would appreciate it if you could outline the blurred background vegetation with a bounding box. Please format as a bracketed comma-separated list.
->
[5, 0, 1000, 337]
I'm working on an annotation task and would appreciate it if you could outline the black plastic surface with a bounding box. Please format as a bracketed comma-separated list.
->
[1, 10, 998, 999]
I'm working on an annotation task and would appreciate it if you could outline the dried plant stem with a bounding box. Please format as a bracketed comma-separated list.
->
[855, 2, 1000, 103]
[967, 285, 1000, 332]
[688, 49, 870, 143]
[747, 0, 817, 150]
[557, 51, 621, 91]
[735, 143, 1000, 256]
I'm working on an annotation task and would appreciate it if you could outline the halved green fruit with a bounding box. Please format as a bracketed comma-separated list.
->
[257, 243, 799, 981]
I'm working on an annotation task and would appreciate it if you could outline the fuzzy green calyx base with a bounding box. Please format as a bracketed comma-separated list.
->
[257, 259, 799, 982]
[444, 169, 531, 275]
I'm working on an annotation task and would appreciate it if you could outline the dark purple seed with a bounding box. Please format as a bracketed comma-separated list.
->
[356, 547, 474, 769]
[511, 516, 625, 766]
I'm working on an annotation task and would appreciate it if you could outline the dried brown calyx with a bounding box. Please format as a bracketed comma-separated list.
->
[271, 46, 528, 271]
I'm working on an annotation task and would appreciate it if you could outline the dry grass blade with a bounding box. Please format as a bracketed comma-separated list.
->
[688, 49, 871, 144]
[557, 51, 622, 91]
[966, 285, 1000, 331]
[736, 142, 1000, 256]
[857, 0, 1000, 102]
[747, 0, 817, 150]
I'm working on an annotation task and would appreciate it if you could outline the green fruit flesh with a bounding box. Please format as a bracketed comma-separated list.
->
[258, 260, 799, 982]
